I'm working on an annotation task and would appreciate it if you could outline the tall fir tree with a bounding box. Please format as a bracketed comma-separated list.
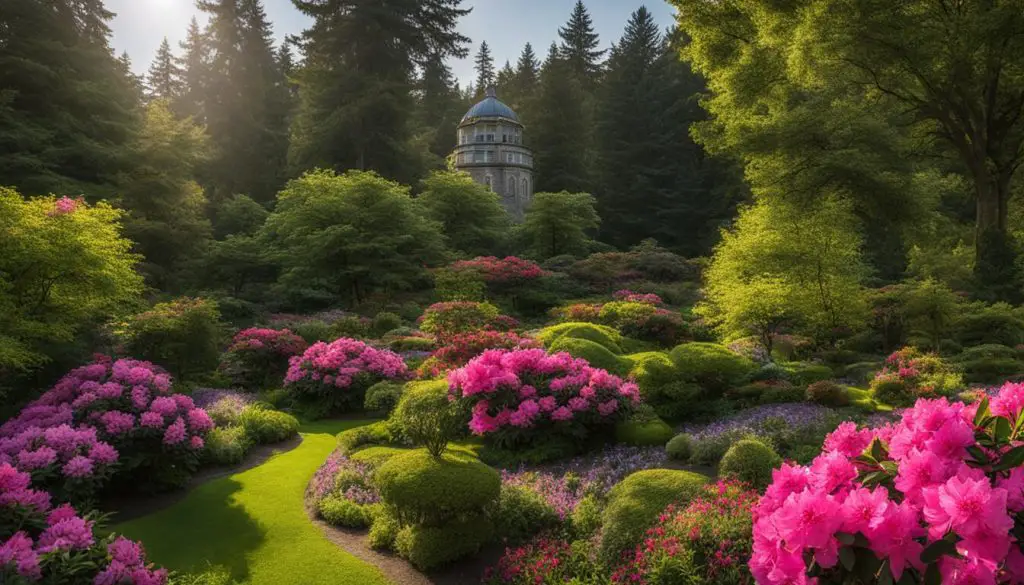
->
[146, 38, 184, 102]
[415, 53, 465, 166]
[288, 0, 470, 185]
[474, 40, 495, 97]
[531, 44, 590, 193]
[0, 0, 139, 200]
[495, 60, 515, 97]
[557, 0, 604, 86]
[515, 43, 540, 91]
[175, 17, 211, 121]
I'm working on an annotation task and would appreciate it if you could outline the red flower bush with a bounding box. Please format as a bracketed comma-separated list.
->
[450, 256, 546, 284]
[551, 303, 603, 324]
[416, 331, 540, 378]
[871, 347, 962, 406]
[483, 537, 599, 584]
[219, 328, 308, 389]
[612, 290, 664, 305]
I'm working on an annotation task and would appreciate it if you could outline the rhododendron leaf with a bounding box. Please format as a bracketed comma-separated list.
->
[974, 397, 991, 427]
[879, 460, 898, 474]
[839, 546, 856, 570]
[854, 548, 882, 582]
[856, 453, 878, 466]
[878, 560, 893, 585]
[966, 445, 990, 465]
[994, 445, 1024, 471]
[924, 562, 941, 585]
[870, 438, 888, 461]
[835, 531, 855, 545]
[1016, 407, 1024, 433]
[920, 539, 957, 564]
[995, 417, 1013, 444]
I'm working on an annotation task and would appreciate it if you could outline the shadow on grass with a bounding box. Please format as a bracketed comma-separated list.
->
[116, 476, 266, 582]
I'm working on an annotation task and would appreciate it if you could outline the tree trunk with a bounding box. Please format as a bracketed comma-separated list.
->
[972, 160, 1014, 258]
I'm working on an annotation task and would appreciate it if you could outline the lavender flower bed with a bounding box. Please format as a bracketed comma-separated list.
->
[306, 449, 378, 508]
[191, 388, 258, 427]
[679, 403, 834, 440]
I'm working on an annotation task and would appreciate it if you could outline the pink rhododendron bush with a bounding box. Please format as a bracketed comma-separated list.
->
[0, 463, 167, 584]
[0, 357, 212, 496]
[416, 330, 540, 378]
[751, 381, 1024, 585]
[449, 256, 547, 285]
[218, 327, 308, 389]
[284, 337, 408, 415]
[447, 349, 641, 449]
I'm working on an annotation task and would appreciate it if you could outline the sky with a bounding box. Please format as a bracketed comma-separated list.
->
[107, 0, 678, 87]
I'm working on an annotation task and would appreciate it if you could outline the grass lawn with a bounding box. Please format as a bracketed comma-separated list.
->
[115, 419, 390, 585]
[846, 386, 893, 412]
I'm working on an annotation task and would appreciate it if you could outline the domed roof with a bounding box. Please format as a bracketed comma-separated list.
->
[461, 87, 519, 123]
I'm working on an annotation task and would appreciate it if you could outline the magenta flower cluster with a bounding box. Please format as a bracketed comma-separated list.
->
[448, 349, 640, 445]
[220, 327, 308, 388]
[0, 464, 166, 584]
[306, 449, 378, 509]
[751, 382, 1024, 585]
[227, 328, 307, 356]
[285, 338, 407, 389]
[612, 290, 663, 305]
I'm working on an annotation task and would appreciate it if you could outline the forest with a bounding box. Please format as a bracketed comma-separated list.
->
[3, 1, 1024, 585]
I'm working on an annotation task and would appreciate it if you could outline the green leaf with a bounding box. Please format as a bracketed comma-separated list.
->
[871, 438, 888, 462]
[974, 397, 991, 427]
[835, 532, 855, 546]
[878, 560, 893, 585]
[995, 445, 1024, 472]
[921, 539, 957, 564]
[924, 563, 942, 585]
[966, 445, 990, 465]
[839, 546, 856, 571]
[995, 417, 1013, 444]
[879, 460, 899, 474]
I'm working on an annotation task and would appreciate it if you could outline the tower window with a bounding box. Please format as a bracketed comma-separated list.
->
[506, 153, 513, 163]
[508, 177, 517, 197]
[522, 178, 529, 196]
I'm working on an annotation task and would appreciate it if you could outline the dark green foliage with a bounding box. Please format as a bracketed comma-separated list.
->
[521, 191, 600, 259]
[494, 484, 560, 544]
[531, 46, 591, 193]
[955, 345, 1024, 384]
[570, 494, 603, 538]
[147, 38, 184, 101]
[548, 337, 630, 375]
[390, 381, 466, 457]
[371, 312, 403, 336]
[237, 405, 299, 444]
[417, 171, 509, 257]
[953, 303, 1024, 347]
[872, 378, 911, 407]
[784, 363, 835, 386]
[557, 1, 605, 85]
[666, 434, 692, 461]
[474, 41, 495, 95]
[393, 515, 494, 571]
[117, 297, 226, 382]
[668, 343, 755, 393]
[414, 55, 465, 165]
[214, 195, 269, 239]
[375, 449, 500, 526]
[600, 469, 707, 561]
[364, 381, 405, 414]
[642, 381, 703, 421]
[615, 417, 674, 446]
[975, 229, 1021, 303]
[718, 438, 782, 489]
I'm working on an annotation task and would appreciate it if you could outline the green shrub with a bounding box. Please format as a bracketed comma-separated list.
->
[204, 426, 250, 465]
[535, 322, 623, 354]
[805, 380, 850, 407]
[666, 434, 692, 461]
[689, 430, 758, 466]
[627, 352, 679, 388]
[349, 446, 412, 468]
[390, 380, 465, 457]
[598, 301, 657, 329]
[570, 494, 603, 538]
[290, 320, 334, 344]
[843, 361, 881, 384]
[871, 377, 910, 406]
[371, 312, 403, 336]
[958, 343, 1019, 360]
[784, 362, 835, 386]
[337, 421, 392, 454]
[954, 303, 1024, 347]
[364, 381, 405, 414]
[477, 437, 580, 467]
[318, 495, 378, 528]
[388, 336, 435, 352]
[237, 405, 299, 444]
[420, 301, 501, 338]
[494, 484, 560, 544]
[600, 469, 707, 561]
[757, 382, 805, 405]
[116, 297, 226, 382]
[640, 380, 702, 421]
[548, 336, 630, 375]
[367, 506, 401, 550]
[329, 316, 371, 339]
[615, 417, 673, 446]
[393, 515, 494, 571]
[668, 342, 755, 393]
[718, 438, 782, 489]
[959, 357, 1024, 384]
[375, 449, 500, 526]
[787, 444, 822, 465]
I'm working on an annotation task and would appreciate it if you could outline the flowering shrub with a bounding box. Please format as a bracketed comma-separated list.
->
[306, 449, 380, 527]
[550, 303, 603, 324]
[751, 382, 1024, 585]
[418, 301, 507, 340]
[447, 349, 641, 449]
[870, 347, 963, 406]
[284, 338, 408, 414]
[482, 537, 600, 585]
[0, 358, 212, 495]
[598, 301, 658, 329]
[0, 463, 168, 584]
[416, 331, 540, 377]
[191, 388, 257, 426]
[612, 290, 663, 305]
[612, 480, 758, 585]
[219, 328, 307, 389]
[449, 256, 547, 285]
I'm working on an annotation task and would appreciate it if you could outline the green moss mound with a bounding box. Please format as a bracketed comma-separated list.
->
[494, 484, 560, 544]
[375, 449, 500, 525]
[548, 336, 631, 375]
[615, 418, 674, 446]
[337, 421, 392, 454]
[393, 515, 494, 571]
[600, 469, 707, 561]
[350, 446, 412, 467]
[668, 342, 755, 391]
[626, 352, 678, 389]
[536, 322, 623, 354]
[665, 434, 692, 461]
[783, 362, 835, 386]
[718, 438, 782, 489]
[364, 381, 405, 414]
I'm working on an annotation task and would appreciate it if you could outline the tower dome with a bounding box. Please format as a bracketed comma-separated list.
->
[451, 87, 534, 222]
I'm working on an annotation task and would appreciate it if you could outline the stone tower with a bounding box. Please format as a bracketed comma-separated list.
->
[452, 87, 534, 220]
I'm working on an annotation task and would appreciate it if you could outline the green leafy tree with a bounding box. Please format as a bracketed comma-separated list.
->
[521, 191, 599, 259]
[214, 194, 269, 239]
[532, 45, 591, 192]
[417, 171, 509, 257]
[146, 38, 184, 102]
[905, 279, 962, 351]
[0, 188, 143, 374]
[474, 41, 495, 97]
[697, 277, 796, 356]
[262, 169, 448, 305]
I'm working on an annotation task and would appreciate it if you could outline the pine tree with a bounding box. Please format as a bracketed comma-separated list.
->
[515, 43, 540, 90]
[495, 60, 515, 97]
[531, 44, 590, 192]
[415, 53, 464, 165]
[289, 0, 470, 185]
[557, 0, 605, 86]
[175, 17, 211, 121]
[474, 41, 495, 97]
[146, 38, 184, 101]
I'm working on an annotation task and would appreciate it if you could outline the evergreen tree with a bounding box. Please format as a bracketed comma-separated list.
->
[495, 60, 515, 98]
[0, 0, 140, 200]
[175, 16, 211, 121]
[146, 38, 184, 102]
[531, 44, 590, 193]
[557, 0, 604, 86]
[289, 0, 470, 186]
[415, 54, 465, 166]
[474, 41, 495, 97]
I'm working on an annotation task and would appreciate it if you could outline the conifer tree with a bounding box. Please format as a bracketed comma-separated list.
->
[474, 41, 495, 97]
[515, 43, 540, 91]
[557, 0, 605, 86]
[531, 44, 590, 192]
[495, 60, 516, 98]
[415, 54, 464, 165]
[146, 38, 184, 101]
[175, 17, 211, 121]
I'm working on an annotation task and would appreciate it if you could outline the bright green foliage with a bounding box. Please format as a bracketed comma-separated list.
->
[599, 301, 657, 329]
[494, 484, 560, 544]
[417, 171, 509, 257]
[337, 421, 393, 455]
[368, 507, 401, 550]
[615, 417, 674, 446]
[204, 426, 250, 466]
[548, 337, 630, 375]
[783, 363, 835, 386]
[364, 381, 405, 414]
[0, 190, 143, 374]
[666, 434, 692, 461]
[600, 469, 707, 561]
[536, 322, 623, 353]
[420, 301, 500, 338]
[238, 406, 299, 445]
[570, 494, 603, 538]
[700, 197, 869, 342]
[319, 496, 378, 529]
[626, 352, 678, 389]
[115, 297, 226, 382]
[905, 279, 962, 350]
[261, 170, 448, 305]
[433, 267, 487, 302]
[719, 439, 782, 489]
[389, 380, 465, 457]
[521, 191, 599, 259]
[668, 342, 756, 393]
[375, 449, 500, 526]
[393, 516, 494, 571]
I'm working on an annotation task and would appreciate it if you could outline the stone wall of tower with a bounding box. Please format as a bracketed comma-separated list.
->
[463, 166, 533, 221]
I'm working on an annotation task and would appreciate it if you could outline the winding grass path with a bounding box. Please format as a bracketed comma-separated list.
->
[115, 420, 390, 585]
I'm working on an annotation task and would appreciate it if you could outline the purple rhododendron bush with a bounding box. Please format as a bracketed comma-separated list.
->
[0, 463, 167, 584]
[447, 348, 641, 448]
[751, 381, 1024, 585]
[0, 357, 212, 497]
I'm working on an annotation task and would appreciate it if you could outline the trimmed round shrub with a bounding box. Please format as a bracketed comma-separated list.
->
[953, 304, 1024, 347]
[627, 352, 678, 389]
[665, 433, 692, 461]
[784, 362, 835, 386]
[599, 301, 657, 329]
[614, 417, 673, 446]
[375, 449, 500, 526]
[337, 421, 392, 454]
[371, 312, 403, 336]
[368, 506, 401, 550]
[871, 376, 911, 406]
[535, 322, 623, 354]
[570, 493, 603, 538]
[390, 380, 466, 456]
[640, 380, 702, 421]
[718, 438, 782, 489]
[548, 336, 630, 375]
[364, 381, 405, 414]
[494, 484, 560, 544]
[319, 495, 378, 528]
[204, 426, 250, 465]
[349, 446, 412, 468]
[237, 405, 299, 444]
[393, 515, 494, 571]
[218, 328, 307, 390]
[843, 361, 881, 384]
[805, 380, 850, 407]
[419, 301, 502, 339]
[668, 342, 755, 393]
[388, 336, 435, 352]
[599, 469, 707, 561]
[116, 297, 226, 382]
